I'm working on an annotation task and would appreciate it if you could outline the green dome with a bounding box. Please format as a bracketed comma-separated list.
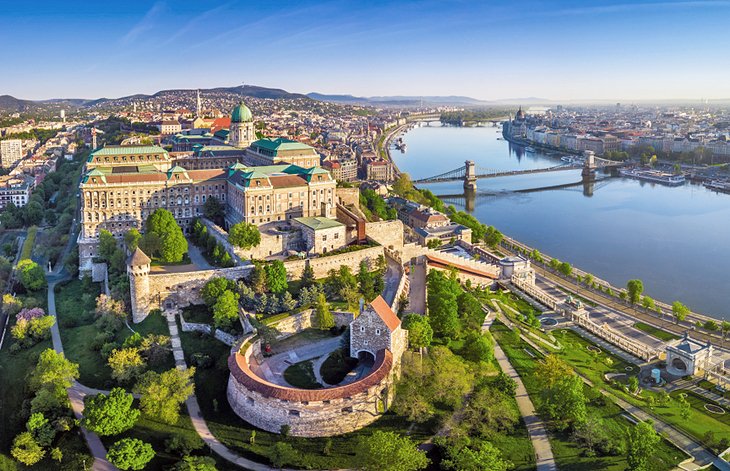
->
[231, 102, 253, 123]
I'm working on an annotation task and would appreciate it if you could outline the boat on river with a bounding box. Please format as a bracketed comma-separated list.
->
[525, 146, 536, 152]
[619, 168, 686, 186]
[705, 180, 730, 194]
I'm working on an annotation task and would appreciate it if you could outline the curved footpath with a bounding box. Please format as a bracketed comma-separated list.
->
[482, 306, 556, 471]
[48, 277, 118, 471]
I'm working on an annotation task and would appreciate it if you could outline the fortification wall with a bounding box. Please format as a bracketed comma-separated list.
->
[201, 218, 301, 261]
[227, 340, 396, 437]
[271, 309, 354, 339]
[135, 266, 252, 321]
[282, 245, 384, 279]
[365, 220, 404, 250]
[335, 187, 359, 207]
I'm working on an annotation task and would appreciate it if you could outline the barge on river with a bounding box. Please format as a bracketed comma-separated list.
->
[619, 168, 686, 186]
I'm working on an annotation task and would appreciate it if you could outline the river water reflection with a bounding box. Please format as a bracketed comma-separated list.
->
[392, 124, 730, 319]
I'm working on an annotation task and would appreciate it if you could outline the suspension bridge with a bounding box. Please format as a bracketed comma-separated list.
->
[412, 153, 623, 190]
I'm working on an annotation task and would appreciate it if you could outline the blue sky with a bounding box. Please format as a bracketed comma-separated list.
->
[1, 0, 729, 101]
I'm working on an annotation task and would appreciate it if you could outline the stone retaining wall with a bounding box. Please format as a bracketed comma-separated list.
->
[270, 309, 354, 340]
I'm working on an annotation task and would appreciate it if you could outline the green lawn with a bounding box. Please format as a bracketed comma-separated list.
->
[490, 320, 685, 471]
[320, 348, 358, 385]
[551, 329, 636, 385]
[181, 304, 211, 324]
[55, 279, 174, 390]
[634, 322, 680, 341]
[283, 361, 322, 389]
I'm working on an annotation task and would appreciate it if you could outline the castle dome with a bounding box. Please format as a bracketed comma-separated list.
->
[231, 101, 253, 123]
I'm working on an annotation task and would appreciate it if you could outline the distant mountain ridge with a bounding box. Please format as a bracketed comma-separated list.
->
[0, 85, 309, 112]
[306, 92, 494, 106]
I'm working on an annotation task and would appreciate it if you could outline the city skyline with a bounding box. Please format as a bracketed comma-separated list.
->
[2, 0, 730, 101]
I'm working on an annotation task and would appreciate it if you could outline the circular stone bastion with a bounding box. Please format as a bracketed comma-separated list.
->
[227, 336, 397, 437]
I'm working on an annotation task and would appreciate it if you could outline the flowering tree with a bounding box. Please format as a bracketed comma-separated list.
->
[17, 308, 45, 322]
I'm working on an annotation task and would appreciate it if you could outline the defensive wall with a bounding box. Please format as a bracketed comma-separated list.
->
[268, 309, 354, 339]
[130, 245, 385, 322]
[227, 336, 396, 437]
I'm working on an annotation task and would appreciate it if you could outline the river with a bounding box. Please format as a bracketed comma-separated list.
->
[392, 123, 730, 320]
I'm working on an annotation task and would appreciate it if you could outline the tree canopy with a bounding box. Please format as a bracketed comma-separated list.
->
[136, 368, 195, 424]
[106, 438, 155, 471]
[82, 388, 140, 436]
[228, 221, 261, 249]
[144, 209, 188, 262]
[626, 420, 660, 471]
[265, 260, 288, 294]
[17, 259, 46, 291]
[354, 431, 430, 471]
[402, 314, 433, 350]
[626, 279, 644, 304]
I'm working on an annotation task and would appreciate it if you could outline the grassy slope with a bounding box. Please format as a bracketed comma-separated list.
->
[491, 320, 684, 471]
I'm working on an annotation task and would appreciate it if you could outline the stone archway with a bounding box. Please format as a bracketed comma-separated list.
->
[672, 357, 687, 372]
[357, 350, 376, 367]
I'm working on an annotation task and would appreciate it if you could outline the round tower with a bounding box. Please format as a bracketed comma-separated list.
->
[127, 247, 152, 323]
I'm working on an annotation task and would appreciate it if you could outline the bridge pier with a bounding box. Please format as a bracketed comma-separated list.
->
[582, 150, 597, 179]
[464, 160, 477, 190]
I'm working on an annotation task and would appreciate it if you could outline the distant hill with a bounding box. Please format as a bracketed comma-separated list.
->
[0, 85, 310, 112]
[0, 95, 38, 112]
[306, 92, 494, 106]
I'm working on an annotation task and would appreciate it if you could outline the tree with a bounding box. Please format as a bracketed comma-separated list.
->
[534, 354, 573, 389]
[461, 331, 494, 363]
[642, 295, 656, 312]
[202, 196, 225, 224]
[106, 438, 155, 471]
[300, 262, 316, 288]
[722, 321, 730, 340]
[265, 260, 288, 294]
[145, 209, 188, 262]
[484, 226, 503, 248]
[315, 292, 334, 329]
[402, 314, 433, 350]
[672, 301, 690, 324]
[626, 279, 644, 304]
[250, 263, 267, 294]
[705, 320, 719, 332]
[82, 388, 140, 436]
[17, 259, 46, 291]
[124, 229, 142, 252]
[201, 277, 234, 306]
[542, 375, 587, 429]
[213, 290, 240, 329]
[557, 261, 572, 277]
[426, 270, 461, 339]
[136, 368, 195, 424]
[269, 442, 298, 469]
[31, 348, 79, 391]
[441, 440, 511, 471]
[354, 431, 430, 471]
[358, 260, 376, 300]
[626, 420, 660, 471]
[228, 221, 261, 249]
[108, 348, 146, 383]
[2, 293, 22, 316]
[677, 392, 691, 420]
[173, 456, 218, 471]
[26, 412, 55, 446]
[11, 432, 45, 466]
[99, 229, 118, 261]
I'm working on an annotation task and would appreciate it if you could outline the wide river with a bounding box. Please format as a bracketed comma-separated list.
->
[392, 123, 730, 320]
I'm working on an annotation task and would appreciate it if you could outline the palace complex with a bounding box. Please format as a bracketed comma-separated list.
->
[77, 102, 336, 272]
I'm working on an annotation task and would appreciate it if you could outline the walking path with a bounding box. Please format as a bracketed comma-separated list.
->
[48, 280, 118, 471]
[163, 312, 296, 471]
[483, 309, 557, 471]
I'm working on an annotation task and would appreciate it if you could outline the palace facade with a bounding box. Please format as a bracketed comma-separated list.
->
[78, 102, 335, 272]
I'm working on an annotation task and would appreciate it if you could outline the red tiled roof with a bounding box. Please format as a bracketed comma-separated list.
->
[212, 118, 231, 133]
[229, 348, 392, 402]
[270, 175, 307, 188]
[369, 295, 400, 331]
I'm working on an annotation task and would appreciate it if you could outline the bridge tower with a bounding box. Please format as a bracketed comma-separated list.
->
[464, 160, 477, 190]
[582, 150, 596, 179]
